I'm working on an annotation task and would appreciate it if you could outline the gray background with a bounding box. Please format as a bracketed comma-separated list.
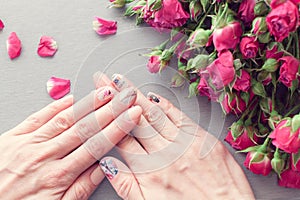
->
[0, 0, 299, 199]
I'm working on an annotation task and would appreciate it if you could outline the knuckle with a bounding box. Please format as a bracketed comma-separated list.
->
[74, 122, 94, 142]
[53, 111, 74, 131]
[145, 106, 165, 125]
[117, 178, 134, 199]
[40, 167, 71, 189]
[73, 181, 91, 200]
[25, 114, 41, 128]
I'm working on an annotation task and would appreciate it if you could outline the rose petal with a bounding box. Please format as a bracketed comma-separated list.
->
[93, 17, 117, 35]
[0, 19, 4, 30]
[7, 32, 22, 59]
[47, 77, 71, 100]
[38, 36, 58, 57]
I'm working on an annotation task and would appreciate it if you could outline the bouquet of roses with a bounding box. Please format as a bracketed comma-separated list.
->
[108, 0, 300, 189]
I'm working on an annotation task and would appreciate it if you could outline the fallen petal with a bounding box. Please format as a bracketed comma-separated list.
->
[0, 19, 4, 30]
[47, 77, 71, 100]
[7, 32, 22, 59]
[37, 36, 58, 57]
[93, 17, 117, 35]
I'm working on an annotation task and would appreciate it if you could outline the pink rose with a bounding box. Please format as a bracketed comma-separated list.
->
[266, 1, 299, 42]
[197, 77, 220, 101]
[278, 56, 300, 88]
[93, 17, 117, 35]
[233, 70, 251, 92]
[143, 0, 189, 29]
[278, 169, 300, 189]
[212, 22, 243, 52]
[244, 151, 273, 176]
[239, 36, 259, 59]
[270, 0, 300, 8]
[147, 55, 168, 73]
[225, 128, 259, 150]
[269, 119, 300, 153]
[206, 50, 235, 89]
[266, 45, 284, 60]
[238, 0, 256, 25]
[221, 93, 246, 115]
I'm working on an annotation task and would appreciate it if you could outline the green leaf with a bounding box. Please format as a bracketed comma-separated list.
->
[200, 0, 208, 12]
[151, 0, 162, 11]
[124, 6, 135, 17]
[251, 80, 267, 98]
[291, 114, 300, 133]
[188, 81, 199, 98]
[237, 145, 260, 153]
[261, 58, 279, 72]
[258, 32, 271, 44]
[292, 149, 300, 168]
[241, 92, 250, 106]
[291, 79, 299, 97]
[148, 0, 156, 8]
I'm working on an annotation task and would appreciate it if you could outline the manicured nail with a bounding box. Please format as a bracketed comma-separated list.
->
[119, 87, 137, 105]
[96, 87, 113, 101]
[147, 92, 160, 103]
[112, 74, 126, 89]
[100, 158, 118, 180]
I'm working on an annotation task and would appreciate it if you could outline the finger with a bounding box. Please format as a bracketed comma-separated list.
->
[147, 92, 200, 135]
[132, 115, 170, 153]
[111, 74, 180, 141]
[93, 71, 115, 89]
[48, 87, 137, 157]
[34, 86, 115, 141]
[100, 157, 144, 200]
[7, 95, 73, 135]
[63, 106, 142, 176]
[62, 164, 105, 200]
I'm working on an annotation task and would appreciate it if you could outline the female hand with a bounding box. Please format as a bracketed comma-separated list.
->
[94, 73, 255, 200]
[0, 86, 142, 200]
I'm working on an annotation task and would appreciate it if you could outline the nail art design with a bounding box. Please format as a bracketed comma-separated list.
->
[96, 87, 113, 101]
[112, 74, 126, 89]
[100, 159, 118, 180]
[147, 93, 160, 103]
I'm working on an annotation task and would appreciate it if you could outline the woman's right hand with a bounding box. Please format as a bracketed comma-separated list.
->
[95, 74, 255, 200]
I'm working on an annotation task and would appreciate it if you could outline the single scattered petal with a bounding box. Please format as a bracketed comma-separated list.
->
[47, 76, 71, 100]
[37, 36, 58, 57]
[7, 32, 22, 59]
[92, 17, 117, 35]
[0, 19, 4, 30]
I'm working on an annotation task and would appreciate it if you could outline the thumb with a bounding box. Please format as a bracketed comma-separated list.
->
[100, 157, 144, 200]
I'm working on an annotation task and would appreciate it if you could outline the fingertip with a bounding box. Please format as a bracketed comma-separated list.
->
[128, 105, 142, 124]
[147, 92, 161, 103]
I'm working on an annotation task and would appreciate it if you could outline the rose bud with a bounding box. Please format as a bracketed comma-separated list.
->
[233, 70, 251, 92]
[147, 55, 168, 73]
[93, 17, 117, 35]
[261, 59, 279, 72]
[266, 0, 299, 42]
[221, 93, 247, 115]
[0, 19, 4, 30]
[278, 56, 300, 88]
[143, 0, 189, 29]
[109, 0, 126, 8]
[212, 21, 243, 52]
[238, 0, 256, 25]
[239, 36, 259, 59]
[269, 116, 300, 154]
[278, 168, 300, 189]
[7, 32, 22, 60]
[47, 76, 71, 100]
[266, 44, 283, 60]
[259, 97, 272, 114]
[197, 77, 220, 101]
[37, 36, 58, 57]
[206, 50, 235, 90]
[225, 122, 259, 150]
[252, 17, 268, 35]
[271, 149, 286, 176]
[189, 0, 202, 22]
[244, 150, 273, 176]
[251, 80, 266, 98]
[188, 28, 212, 48]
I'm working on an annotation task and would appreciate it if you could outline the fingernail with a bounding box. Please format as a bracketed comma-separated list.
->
[112, 74, 126, 89]
[147, 92, 160, 103]
[90, 165, 103, 186]
[100, 158, 118, 180]
[119, 87, 137, 105]
[96, 87, 113, 101]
